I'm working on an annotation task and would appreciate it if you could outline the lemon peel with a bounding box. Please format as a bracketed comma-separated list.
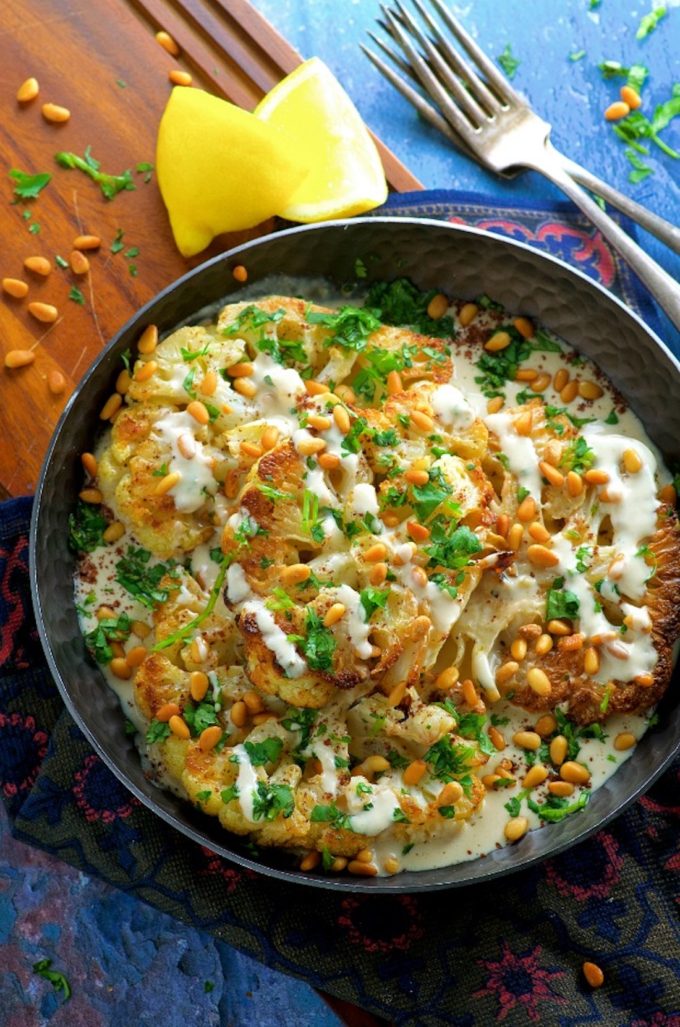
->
[255, 58, 388, 223]
[156, 87, 308, 257]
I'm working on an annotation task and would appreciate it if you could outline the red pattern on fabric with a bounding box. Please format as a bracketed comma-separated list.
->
[473, 941, 566, 1022]
[0, 536, 29, 670]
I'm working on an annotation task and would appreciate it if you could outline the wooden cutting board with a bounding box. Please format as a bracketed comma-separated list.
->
[0, 0, 421, 499]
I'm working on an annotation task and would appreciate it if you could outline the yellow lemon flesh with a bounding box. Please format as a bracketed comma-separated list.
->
[156, 87, 309, 256]
[255, 58, 388, 223]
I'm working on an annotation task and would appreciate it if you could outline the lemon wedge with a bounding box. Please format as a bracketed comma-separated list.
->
[156, 88, 309, 257]
[255, 58, 388, 223]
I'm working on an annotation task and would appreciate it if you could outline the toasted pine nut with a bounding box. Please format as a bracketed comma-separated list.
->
[405, 468, 429, 486]
[622, 448, 642, 474]
[553, 368, 569, 392]
[380, 368, 402, 396]
[156, 29, 180, 54]
[382, 856, 400, 875]
[176, 433, 195, 459]
[352, 755, 390, 778]
[189, 670, 209, 702]
[281, 563, 311, 585]
[496, 513, 510, 538]
[240, 442, 263, 460]
[234, 377, 257, 398]
[534, 713, 557, 737]
[513, 730, 541, 751]
[186, 400, 209, 425]
[436, 666, 459, 690]
[198, 370, 217, 397]
[513, 316, 534, 339]
[403, 760, 427, 786]
[362, 542, 386, 564]
[166, 714, 188, 740]
[486, 396, 504, 414]
[296, 436, 324, 456]
[4, 349, 36, 368]
[242, 691, 264, 715]
[412, 615, 432, 639]
[527, 544, 559, 568]
[539, 461, 565, 488]
[614, 732, 636, 751]
[462, 678, 480, 708]
[306, 414, 330, 432]
[438, 781, 463, 807]
[517, 495, 537, 522]
[583, 469, 609, 488]
[131, 620, 151, 640]
[531, 372, 551, 392]
[605, 100, 630, 121]
[137, 324, 158, 354]
[73, 234, 101, 251]
[366, 562, 386, 587]
[317, 451, 339, 471]
[619, 84, 641, 110]
[583, 646, 599, 675]
[547, 619, 571, 636]
[42, 102, 70, 123]
[154, 471, 181, 496]
[548, 780, 574, 797]
[299, 850, 320, 872]
[508, 523, 524, 551]
[328, 857, 346, 873]
[255, 427, 278, 453]
[560, 761, 591, 785]
[81, 451, 98, 476]
[305, 379, 328, 396]
[485, 330, 511, 352]
[559, 632, 584, 653]
[549, 735, 568, 766]
[99, 394, 121, 421]
[110, 657, 132, 680]
[514, 411, 533, 436]
[195, 725, 221, 753]
[169, 69, 192, 86]
[157, 702, 180, 727]
[329, 403, 350, 433]
[636, 673, 654, 687]
[78, 487, 101, 504]
[523, 764, 548, 789]
[528, 521, 551, 543]
[505, 816, 529, 842]
[489, 726, 506, 751]
[227, 362, 254, 379]
[482, 773, 502, 789]
[17, 76, 39, 102]
[135, 359, 157, 382]
[515, 368, 539, 382]
[658, 483, 676, 505]
[457, 301, 477, 326]
[521, 623, 542, 640]
[560, 380, 579, 403]
[387, 680, 407, 707]
[103, 521, 125, 543]
[96, 605, 116, 621]
[2, 277, 30, 298]
[535, 633, 553, 655]
[407, 521, 431, 543]
[583, 961, 605, 988]
[125, 645, 147, 669]
[495, 661, 519, 685]
[230, 700, 248, 728]
[24, 256, 52, 277]
[229, 264, 248, 284]
[347, 860, 378, 877]
[566, 470, 584, 497]
[116, 369, 131, 394]
[323, 602, 346, 627]
[69, 250, 90, 275]
[511, 638, 527, 661]
[527, 667, 552, 697]
[579, 380, 604, 400]
[427, 293, 449, 320]
[410, 409, 434, 432]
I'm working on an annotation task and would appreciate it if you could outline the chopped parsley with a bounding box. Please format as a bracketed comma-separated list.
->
[425, 520, 482, 571]
[363, 277, 454, 337]
[474, 324, 531, 397]
[300, 609, 336, 671]
[604, 408, 620, 425]
[116, 547, 179, 608]
[221, 784, 239, 804]
[152, 554, 230, 652]
[222, 304, 285, 337]
[55, 254, 69, 269]
[55, 147, 135, 200]
[310, 803, 352, 830]
[341, 415, 367, 455]
[234, 515, 267, 548]
[456, 712, 496, 757]
[497, 43, 520, 79]
[84, 612, 132, 664]
[146, 719, 171, 744]
[68, 286, 85, 305]
[281, 707, 317, 750]
[359, 587, 389, 620]
[111, 228, 125, 253]
[9, 168, 51, 200]
[68, 501, 106, 552]
[181, 342, 211, 362]
[546, 578, 580, 620]
[32, 959, 71, 1002]
[636, 6, 666, 40]
[252, 781, 294, 821]
[411, 465, 454, 521]
[527, 789, 591, 822]
[307, 305, 381, 352]
[560, 436, 595, 475]
[184, 701, 220, 736]
[424, 735, 476, 782]
[244, 737, 283, 765]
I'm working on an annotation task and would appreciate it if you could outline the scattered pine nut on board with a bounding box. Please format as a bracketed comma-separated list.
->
[0, 0, 415, 499]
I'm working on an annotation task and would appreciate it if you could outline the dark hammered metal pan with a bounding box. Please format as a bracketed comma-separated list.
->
[30, 217, 680, 892]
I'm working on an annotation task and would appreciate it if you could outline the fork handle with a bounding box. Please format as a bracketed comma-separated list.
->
[529, 144, 680, 334]
[560, 156, 680, 256]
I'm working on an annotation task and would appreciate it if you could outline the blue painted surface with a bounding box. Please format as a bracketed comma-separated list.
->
[2, 3, 679, 1024]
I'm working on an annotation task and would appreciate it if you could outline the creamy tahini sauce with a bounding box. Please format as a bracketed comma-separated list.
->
[74, 278, 673, 876]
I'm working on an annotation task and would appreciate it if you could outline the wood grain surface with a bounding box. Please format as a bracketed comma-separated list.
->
[1, 0, 421, 498]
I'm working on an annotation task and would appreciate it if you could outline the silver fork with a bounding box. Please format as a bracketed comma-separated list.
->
[363, 0, 680, 333]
